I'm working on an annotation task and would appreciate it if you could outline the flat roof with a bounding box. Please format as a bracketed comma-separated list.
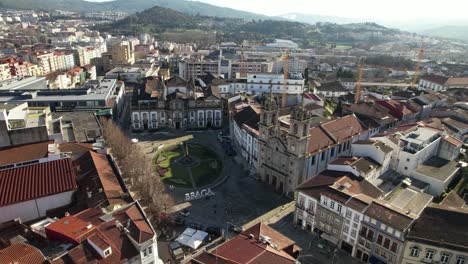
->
[416, 157, 460, 181]
[0, 79, 118, 103]
[0, 76, 47, 91]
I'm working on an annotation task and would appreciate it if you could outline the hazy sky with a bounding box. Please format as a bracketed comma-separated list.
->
[195, 0, 468, 22]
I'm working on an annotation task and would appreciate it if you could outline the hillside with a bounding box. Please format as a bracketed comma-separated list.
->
[95, 6, 405, 48]
[0, 0, 276, 21]
[279, 13, 360, 25]
[420, 25, 468, 41]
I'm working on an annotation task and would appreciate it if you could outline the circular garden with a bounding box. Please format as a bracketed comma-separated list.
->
[155, 142, 223, 188]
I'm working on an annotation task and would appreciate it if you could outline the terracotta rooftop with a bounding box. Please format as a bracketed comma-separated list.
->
[364, 202, 413, 231]
[200, 223, 299, 264]
[45, 215, 95, 244]
[0, 140, 52, 166]
[420, 75, 449, 86]
[406, 206, 468, 252]
[307, 115, 366, 154]
[0, 158, 76, 207]
[0, 242, 46, 264]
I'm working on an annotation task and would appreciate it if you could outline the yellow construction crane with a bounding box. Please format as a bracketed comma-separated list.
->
[411, 42, 425, 88]
[354, 58, 365, 104]
[276, 51, 290, 107]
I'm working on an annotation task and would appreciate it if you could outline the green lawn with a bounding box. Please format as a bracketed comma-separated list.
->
[191, 159, 223, 187]
[155, 143, 223, 188]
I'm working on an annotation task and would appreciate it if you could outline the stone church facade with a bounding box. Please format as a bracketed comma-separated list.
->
[257, 93, 368, 195]
[131, 76, 223, 131]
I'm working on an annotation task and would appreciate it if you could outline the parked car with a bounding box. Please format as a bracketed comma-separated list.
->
[205, 226, 222, 237]
[228, 223, 243, 233]
[174, 216, 185, 226]
[188, 222, 204, 230]
[179, 209, 190, 217]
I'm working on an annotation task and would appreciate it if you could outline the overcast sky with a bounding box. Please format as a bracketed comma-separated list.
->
[195, 0, 468, 22]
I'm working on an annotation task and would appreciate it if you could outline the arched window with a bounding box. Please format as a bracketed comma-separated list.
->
[303, 124, 308, 137]
[409, 246, 420, 257]
[293, 123, 298, 134]
[272, 113, 277, 123]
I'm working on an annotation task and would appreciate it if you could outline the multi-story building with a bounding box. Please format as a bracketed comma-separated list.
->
[229, 100, 261, 169]
[357, 202, 414, 264]
[0, 62, 12, 80]
[105, 65, 159, 84]
[257, 92, 368, 194]
[0, 79, 126, 119]
[94, 42, 135, 74]
[418, 75, 448, 91]
[29, 51, 59, 75]
[401, 195, 468, 264]
[131, 76, 223, 130]
[178, 59, 269, 80]
[243, 73, 305, 96]
[295, 171, 383, 255]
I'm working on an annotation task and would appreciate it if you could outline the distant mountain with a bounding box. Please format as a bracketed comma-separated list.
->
[279, 13, 360, 25]
[0, 0, 279, 21]
[419, 25, 468, 41]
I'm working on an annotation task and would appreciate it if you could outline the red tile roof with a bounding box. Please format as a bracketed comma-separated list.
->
[211, 223, 298, 264]
[45, 215, 95, 244]
[443, 136, 463, 147]
[307, 115, 366, 154]
[0, 140, 52, 166]
[0, 158, 76, 206]
[0, 243, 46, 264]
[421, 75, 448, 85]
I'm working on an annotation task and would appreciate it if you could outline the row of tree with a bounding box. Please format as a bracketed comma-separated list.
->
[100, 118, 174, 228]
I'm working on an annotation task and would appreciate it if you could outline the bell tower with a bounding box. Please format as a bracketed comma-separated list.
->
[287, 96, 313, 157]
[259, 85, 279, 141]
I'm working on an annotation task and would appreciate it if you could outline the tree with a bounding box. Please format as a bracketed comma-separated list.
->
[304, 68, 309, 86]
[100, 118, 174, 227]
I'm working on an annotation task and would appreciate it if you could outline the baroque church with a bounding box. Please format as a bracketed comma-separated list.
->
[131, 75, 223, 131]
[257, 91, 368, 195]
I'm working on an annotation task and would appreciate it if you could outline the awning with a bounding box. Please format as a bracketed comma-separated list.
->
[175, 228, 209, 249]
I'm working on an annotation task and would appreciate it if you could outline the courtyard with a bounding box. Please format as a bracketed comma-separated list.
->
[156, 142, 223, 188]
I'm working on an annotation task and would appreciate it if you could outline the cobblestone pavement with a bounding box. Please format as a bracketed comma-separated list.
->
[270, 213, 362, 264]
[132, 130, 291, 262]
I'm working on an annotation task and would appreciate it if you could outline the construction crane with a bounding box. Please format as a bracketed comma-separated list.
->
[411, 41, 425, 88]
[276, 51, 290, 107]
[354, 58, 365, 104]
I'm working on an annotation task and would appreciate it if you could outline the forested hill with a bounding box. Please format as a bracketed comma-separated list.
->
[96, 6, 404, 48]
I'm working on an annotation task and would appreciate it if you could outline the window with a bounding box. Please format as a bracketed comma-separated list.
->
[330, 201, 335, 209]
[376, 234, 383, 245]
[343, 225, 349, 233]
[321, 152, 325, 161]
[390, 242, 397, 253]
[333, 228, 338, 234]
[440, 253, 450, 264]
[354, 214, 360, 222]
[346, 210, 352, 218]
[311, 155, 316, 165]
[409, 246, 420, 257]
[457, 256, 466, 264]
[337, 204, 342, 213]
[383, 238, 390, 249]
[425, 249, 435, 260]
[367, 229, 374, 240]
[323, 199, 328, 206]
[370, 218, 377, 225]
[351, 229, 357, 238]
